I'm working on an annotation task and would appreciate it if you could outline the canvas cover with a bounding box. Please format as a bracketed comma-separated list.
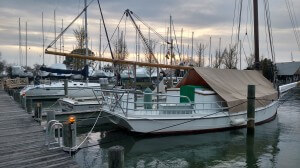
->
[176, 68, 278, 113]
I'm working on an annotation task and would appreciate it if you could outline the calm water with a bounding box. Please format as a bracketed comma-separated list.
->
[52, 88, 300, 168]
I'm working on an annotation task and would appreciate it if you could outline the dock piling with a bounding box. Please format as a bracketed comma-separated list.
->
[25, 98, 32, 113]
[247, 85, 255, 134]
[64, 79, 68, 96]
[62, 116, 76, 152]
[34, 102, 42, 124]
[108, 146, 124, 168]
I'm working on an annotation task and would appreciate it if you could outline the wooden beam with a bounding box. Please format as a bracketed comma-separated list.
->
[45, 50, 193, 70]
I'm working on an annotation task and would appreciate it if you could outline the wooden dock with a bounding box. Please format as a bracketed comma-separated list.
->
[0, 90, 79, 168]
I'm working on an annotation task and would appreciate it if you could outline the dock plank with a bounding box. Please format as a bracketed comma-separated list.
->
[0, 90, 78, 168]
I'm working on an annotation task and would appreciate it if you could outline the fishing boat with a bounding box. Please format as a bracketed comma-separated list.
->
[99, 68, 280, 134]
[20, 81, 101, 99]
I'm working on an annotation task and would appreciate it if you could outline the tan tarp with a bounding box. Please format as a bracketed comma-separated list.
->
[176, 68, 278, 113]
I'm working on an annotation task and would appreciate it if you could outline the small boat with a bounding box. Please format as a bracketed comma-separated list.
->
[100, 68, 281, 134]
[20, 81, 101, 99]
[58, 96, 102, 112]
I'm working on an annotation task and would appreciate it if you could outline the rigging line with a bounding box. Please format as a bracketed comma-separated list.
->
[266, 0, 276, 62]
[171, 19, 181, 59]
[249, 0, 254, 53]
[289, 0, 300, 51]
[237, 0, 243, 44]
[290, 0, 300, 43]
[286, 0, 300, 44]
[97, 0, 114, 59]
[231, 0, 238, 45]
[285, 0, 300, 50]
[71, 89, 103, 151]
[245, 0, 250, 33]
[131, 12, 168, 43]
[263, 0, 271, 59]
[101, 13, 126, 57]
[47, 0, 95, 49]
[147, 101, 248, 133]
[265, 0, 276, 62]
[126, 10, 160, 64]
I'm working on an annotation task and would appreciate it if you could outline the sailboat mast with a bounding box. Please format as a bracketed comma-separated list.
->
[99, 18, 101, 69]
[42, 12, 45, 65]
[25, 21, 27, 67]
[19, 18, 22, 65]
[191, 32, 194, 64]
[62, 19, 64, 55]
[54, 10, 57, 64]
[253, 0, 260, 69]
[170, 15, 173, 65]
[209, 36, 212, 67]
[180, 28, 183, 61]
[85, 0, 88, 65]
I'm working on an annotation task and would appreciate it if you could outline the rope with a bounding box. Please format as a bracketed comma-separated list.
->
[47, 0, 95, 49]
[71, 88, 103, 151]
[78, 100, 249, 150]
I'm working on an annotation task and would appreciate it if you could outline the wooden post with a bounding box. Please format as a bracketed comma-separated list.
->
[247, 85, 255, 134]
[62, 120, 76, 152]
[25, 98, 32, 113]
[108, 146, 124, 168]
[34, 102, 42, 124]
[64, 79, 68, 96]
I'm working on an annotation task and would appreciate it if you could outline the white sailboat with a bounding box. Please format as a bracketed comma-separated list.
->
[20, 81, 101, 98]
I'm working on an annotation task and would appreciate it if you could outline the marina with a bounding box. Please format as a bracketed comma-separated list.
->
[0, 0, 300, 167]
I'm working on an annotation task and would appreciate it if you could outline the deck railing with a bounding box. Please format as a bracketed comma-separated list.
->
[97, 89, 228, 117]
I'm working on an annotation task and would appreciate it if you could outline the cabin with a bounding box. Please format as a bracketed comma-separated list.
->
[276, 61, 300, 84]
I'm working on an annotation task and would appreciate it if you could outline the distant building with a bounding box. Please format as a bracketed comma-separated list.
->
[276, 61, 300, 83]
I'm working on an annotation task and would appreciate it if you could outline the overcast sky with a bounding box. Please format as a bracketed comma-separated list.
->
[0, 0, 299, 68]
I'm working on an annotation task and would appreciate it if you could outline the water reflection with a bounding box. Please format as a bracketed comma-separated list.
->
[75, 117, 280, 168]
[74, 88, 300, 168]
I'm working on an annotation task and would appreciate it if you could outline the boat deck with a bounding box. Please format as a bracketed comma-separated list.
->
[0, 90, 79, 168]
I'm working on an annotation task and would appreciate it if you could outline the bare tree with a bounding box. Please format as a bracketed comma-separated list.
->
[223, 45, 238, 69]
[245, 53, 255, 69]
[144, 39, 156, 80]
[0, 51, 6, 74]
[196, 43, 206, 67]
[64, 26, 93, 70]
[73, 26, 86, 49]
[113, 31, 128, 73]
[213, 49, 224, 68]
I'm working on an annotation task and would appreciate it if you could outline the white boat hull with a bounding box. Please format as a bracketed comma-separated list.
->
[104, 101, 278, 134]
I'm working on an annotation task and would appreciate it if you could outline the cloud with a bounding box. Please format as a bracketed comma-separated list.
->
[0, 0, 299, 68]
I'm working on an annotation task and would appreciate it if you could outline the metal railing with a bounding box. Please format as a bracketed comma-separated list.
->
[97, 89, 228, 117]
[45, 120, 63, 150]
